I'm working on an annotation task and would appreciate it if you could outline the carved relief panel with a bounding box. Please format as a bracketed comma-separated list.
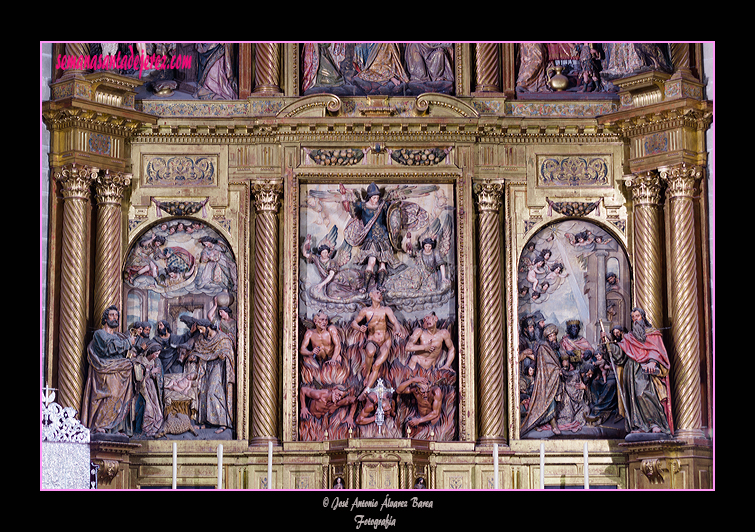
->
[516, 218, 631, 439]
[123, 218, 239, 440]
[297, 179, 459, 442]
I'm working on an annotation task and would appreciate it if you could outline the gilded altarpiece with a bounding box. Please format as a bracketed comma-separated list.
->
[41, 42, 713, 491]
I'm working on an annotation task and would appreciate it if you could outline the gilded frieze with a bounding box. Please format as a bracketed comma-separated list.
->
[144, 155, 216, 187]
[538, 155, 610, 187]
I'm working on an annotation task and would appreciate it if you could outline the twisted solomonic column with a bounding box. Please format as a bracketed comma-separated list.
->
[660, 163, 706, 442]
[625, 171, 665, 331]
[54, 164, 98, 412]
[250, 181, 283, 445]
[62, 43, 90, 78]
[93, 170, 132, 327]
[475, 43, 501, 93]
[253, 42, 283, 96]
[474, 182, 506, 445]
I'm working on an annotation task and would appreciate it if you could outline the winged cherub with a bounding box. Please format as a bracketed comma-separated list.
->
[302, 224, 362, 298]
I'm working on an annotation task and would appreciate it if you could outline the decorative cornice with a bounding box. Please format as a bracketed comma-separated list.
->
[597, 98, 713, 138]
[42, 105, 148, 135]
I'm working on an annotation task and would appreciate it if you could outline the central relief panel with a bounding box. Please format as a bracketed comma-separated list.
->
[297, 180, 458, 441]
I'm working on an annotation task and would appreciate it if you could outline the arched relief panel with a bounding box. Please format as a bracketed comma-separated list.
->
[121, 214, 245, 440]
[282, 162, 476, 443]
[126, 140, 250, 441]
[123, 144, 251, 439]
[506, 170, 631, 440]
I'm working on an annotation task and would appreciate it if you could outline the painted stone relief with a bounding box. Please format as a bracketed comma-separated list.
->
[91, 42, 238, 100]
[298, 182, 457, 441]
[302, 43, 455, 96]
[518, 220, 630, 438]
[516, 43, 672, 94]
[106, 218, 239, 440]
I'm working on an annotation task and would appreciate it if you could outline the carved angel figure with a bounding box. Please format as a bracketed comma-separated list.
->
[384, 214, 453, 294]
[302, 224, 363, 299]
[339, 182, 437, 292]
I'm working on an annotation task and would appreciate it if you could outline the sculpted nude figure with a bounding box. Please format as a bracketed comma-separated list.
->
[405, 312, 455, 372]
[396, 376, 442, 429]
[351, 289, 406, 400]
[300, 310, 342, 365]
[300, 385, 357, 429]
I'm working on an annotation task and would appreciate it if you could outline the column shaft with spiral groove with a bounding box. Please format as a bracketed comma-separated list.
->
[661, 164, 705, 441]
[55, 164, 97, 412]
[625, 171, 665, 331]
[93, 170, 132, 327]
[475, 43, 500, 93]
[474, 182, 506, 445]
[250, 182, 283, 444]
[253, 43, 283, 96]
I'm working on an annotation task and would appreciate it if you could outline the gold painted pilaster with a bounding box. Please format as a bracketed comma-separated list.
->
[660, 163, 706, 443]
[500, 43, 517, 97]
[253, 43, 283, 96]
[55, 164, 97, 412]
[474, 181, 506, 445]
[625, 171, 665, 330]
[93, 170, 132, 325]
[250, 181, 283, 445]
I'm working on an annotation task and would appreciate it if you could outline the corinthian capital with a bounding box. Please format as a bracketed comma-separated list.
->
[54, 164, 99, 200]
[659, 163, 703, 198]
[474, 181, 504, 212]
[625, 171, 663, 205]
[94, 169, 132, 205]
[252, 181, 283, 213]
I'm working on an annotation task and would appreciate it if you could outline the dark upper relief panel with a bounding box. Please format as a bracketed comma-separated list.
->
[53, 42, 681, 101]
[301, 43, 455, 97]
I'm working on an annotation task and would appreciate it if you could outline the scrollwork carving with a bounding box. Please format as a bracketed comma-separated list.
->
[93, 459, 121, 483]
[640, 458, 680, 485]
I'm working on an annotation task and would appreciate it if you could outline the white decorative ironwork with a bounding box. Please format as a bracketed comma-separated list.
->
[41, 387, 93, 489]
[42, 388, 90, 444]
